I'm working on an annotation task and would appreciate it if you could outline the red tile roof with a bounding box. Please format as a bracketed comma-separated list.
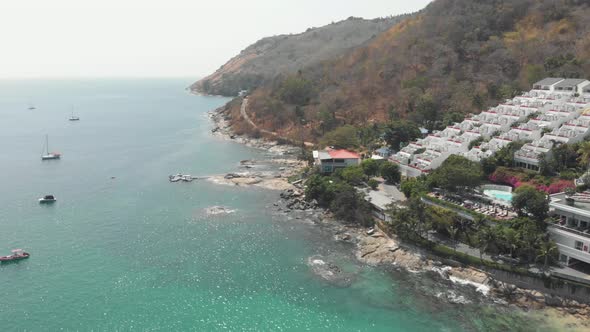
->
[327, 149, 361, 159]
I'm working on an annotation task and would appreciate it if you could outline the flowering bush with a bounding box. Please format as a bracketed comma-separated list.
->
[489, 167, 574, 194]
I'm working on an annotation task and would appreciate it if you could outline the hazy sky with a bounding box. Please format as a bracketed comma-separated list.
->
[0, 0, 431, 79]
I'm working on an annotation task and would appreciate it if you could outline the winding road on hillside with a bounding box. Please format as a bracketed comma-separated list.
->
[240, 97, 314, 147]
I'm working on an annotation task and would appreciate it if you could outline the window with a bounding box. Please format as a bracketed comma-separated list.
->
[560, 254, 568, 263]
[334, 159, 344, 163]
[575, 241, 584, 251]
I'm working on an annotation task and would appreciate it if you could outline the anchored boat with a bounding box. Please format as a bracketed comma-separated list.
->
[41, 135, 61, 160]
[69, 108, 80, 121]
[39, 195, 57, 204]
[0, 249, 30, 263]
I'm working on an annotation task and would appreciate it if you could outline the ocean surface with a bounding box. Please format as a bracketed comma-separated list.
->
[0, 79, 554, 331]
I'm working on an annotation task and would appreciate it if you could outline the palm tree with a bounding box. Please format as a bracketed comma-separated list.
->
[536, 240, 558, 270]
[476, 226, 495, 262]
[502, 228, 519, 258]
[577, 141, 590, 169]
[447, 224, 460, 253]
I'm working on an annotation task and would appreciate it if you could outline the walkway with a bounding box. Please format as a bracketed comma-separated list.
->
[240, 97, 314, 147]
[427, 232, 494, 262]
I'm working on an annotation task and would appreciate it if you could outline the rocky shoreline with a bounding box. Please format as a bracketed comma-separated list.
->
[207, 105, 590, 330]
[277, 187, 590, 330]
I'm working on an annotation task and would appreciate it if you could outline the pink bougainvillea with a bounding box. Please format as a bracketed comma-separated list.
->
[488, 168, 574, 194]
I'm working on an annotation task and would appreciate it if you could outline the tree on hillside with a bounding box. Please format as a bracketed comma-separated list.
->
[319, 125, 359, 149]
[502, 228, 520, 258]
[512, 185, 549, 225]
[337, 166, 365, 186]
[400, 176, 429, 198]
[379, 162, 401, 184]
[536, 240, 558, 270]
[383, 120, 421, 151]
[278, 75, 315, 106]
[429, 155, 483, 192]
[549, 143, 579, 172]
[476, 225, 496, 262]
[442, 112, 465, 127]
[361, 159, 380, 180]
[577, 141, 590, 169]
[330, 190, 373, 227]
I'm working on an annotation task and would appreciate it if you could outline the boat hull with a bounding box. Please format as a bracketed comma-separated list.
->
[41, 155, 60, 160]
[0, 253, 30, 263]
[39, 199, 56, 204]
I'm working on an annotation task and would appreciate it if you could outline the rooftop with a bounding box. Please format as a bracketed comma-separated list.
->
[534, 77, 564, 86]
[314, 149, 361, 160]
[550, 192, 590, 215]
[555, 79, 588, 88]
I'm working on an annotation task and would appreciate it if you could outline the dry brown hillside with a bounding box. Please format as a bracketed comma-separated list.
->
[241, 0, 590, 142]
[190, 16, 409, 96]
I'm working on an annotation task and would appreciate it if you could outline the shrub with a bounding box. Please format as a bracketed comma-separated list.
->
[380, 162, 401, 184]
[368, 179, 379, 190]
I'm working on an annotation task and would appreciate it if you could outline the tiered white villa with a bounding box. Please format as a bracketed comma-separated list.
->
[391, 78, 590, 177]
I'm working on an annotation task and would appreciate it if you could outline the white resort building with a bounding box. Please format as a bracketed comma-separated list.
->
[549, 192, 590, 272]
[390, 78, 590, 177]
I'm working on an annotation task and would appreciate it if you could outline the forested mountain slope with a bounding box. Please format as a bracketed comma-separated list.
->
[240, 0, 590, 141]
[190, 16, 408, 96]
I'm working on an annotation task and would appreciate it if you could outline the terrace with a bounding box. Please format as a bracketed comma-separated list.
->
[427, 191, 518, 220]
[462, 146, 492, 162]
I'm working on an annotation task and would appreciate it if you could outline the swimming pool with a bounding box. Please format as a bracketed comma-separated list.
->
[484, 189, 513, 202]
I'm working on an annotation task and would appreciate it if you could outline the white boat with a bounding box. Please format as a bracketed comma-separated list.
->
[41, 135, 61, 160]
[181, 175, 193, 182]
[169, 174, 182, 182]
[68, 108, 80, 121]
[169, 174, 194, 182]
[39, 195, 57, 203]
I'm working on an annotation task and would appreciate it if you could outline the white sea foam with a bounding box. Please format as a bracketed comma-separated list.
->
[449, 276, 491, 296]
[204, 206, 236, 216]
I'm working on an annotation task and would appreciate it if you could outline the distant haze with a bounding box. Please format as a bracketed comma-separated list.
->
[0, 0, 431, 79]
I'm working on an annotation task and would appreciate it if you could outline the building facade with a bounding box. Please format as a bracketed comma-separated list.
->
[313, 149, 361, 174]
[390, 77, 590, 177]
[548, 193, 590, 268]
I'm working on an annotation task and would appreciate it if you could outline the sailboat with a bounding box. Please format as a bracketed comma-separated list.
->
[41, 135, 61, 160]
[68, 107, 80, 121]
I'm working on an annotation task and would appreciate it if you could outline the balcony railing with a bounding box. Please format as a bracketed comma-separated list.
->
[548, 223, 590, 240]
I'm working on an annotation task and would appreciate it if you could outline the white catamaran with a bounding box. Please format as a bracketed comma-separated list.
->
[41, 135, 61, 160]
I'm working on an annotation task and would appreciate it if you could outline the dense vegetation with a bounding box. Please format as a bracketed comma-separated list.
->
[191, 16, 408, 96]
[232, 0, 590, 143]
[386, 196, 556, 267]
[304, 160, 401, 226]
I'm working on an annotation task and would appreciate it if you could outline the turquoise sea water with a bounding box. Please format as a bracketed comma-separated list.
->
[0, 79, 552, 331]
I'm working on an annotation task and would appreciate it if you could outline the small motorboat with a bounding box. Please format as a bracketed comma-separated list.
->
[169, 174, 182, 182]
[181, 175, 194, 182]
[39, 195, 57, 204]
[0, 249, 30, 263]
